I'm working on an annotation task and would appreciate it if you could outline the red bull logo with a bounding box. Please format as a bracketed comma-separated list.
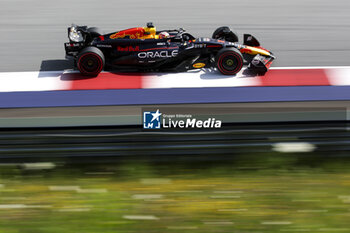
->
[117, 46, 140, 52]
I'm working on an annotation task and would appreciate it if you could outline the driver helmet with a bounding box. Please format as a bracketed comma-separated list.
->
[159, 31, 170, 39]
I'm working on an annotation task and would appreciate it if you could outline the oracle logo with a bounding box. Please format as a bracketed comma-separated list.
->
[138, 50, 178, 59]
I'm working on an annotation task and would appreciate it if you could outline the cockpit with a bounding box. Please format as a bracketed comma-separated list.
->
[109, 22, 161, 40]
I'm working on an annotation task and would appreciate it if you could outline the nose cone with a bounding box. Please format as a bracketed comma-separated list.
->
[244, 46, 271, 57]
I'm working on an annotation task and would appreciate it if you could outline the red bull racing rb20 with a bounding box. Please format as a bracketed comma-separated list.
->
[64, 22, 275, 76]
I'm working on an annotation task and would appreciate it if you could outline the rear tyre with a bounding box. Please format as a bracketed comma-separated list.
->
[212, 26, 239, 43]
[77, 47, 105, 76]
[216, 48, 244, 75]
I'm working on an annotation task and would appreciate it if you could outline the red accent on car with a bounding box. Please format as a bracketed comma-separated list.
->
[110, 27, 145, 39]
[99, 35, 105, 41]
[207, 45, 222, 48]
[139, 47, 179, 52]
[265, 60, 273, 69]
[117, 46, 140, 52]
[240, 48, 252, 54]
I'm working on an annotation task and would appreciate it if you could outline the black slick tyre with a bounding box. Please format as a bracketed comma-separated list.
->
[77, 47, 105, 76]
[216, 48, 244, 75]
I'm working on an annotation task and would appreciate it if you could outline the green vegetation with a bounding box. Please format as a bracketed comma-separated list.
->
[1, 153, 350, 233]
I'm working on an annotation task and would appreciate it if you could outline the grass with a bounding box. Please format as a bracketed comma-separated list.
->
[1, 153, 350, 233]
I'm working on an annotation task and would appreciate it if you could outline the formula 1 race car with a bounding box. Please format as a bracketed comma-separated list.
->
[64, 22, 275, 76]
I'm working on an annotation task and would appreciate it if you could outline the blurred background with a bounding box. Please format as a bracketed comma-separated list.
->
[1, 0, 350, 232]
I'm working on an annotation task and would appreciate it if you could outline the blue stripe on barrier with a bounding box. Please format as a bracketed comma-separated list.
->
[0, 86, 349, 108]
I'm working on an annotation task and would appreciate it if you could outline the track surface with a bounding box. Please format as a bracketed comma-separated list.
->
[1, 0, 350, 72]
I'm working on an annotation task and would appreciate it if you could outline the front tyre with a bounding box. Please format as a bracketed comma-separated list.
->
[77, 47, 105, 76]
[216, 48, 243, 75]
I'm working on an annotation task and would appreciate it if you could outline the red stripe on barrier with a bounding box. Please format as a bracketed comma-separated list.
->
[63, 72, 144, 90]
[258, 69, 330, 86]
[0, 67, 338, 93]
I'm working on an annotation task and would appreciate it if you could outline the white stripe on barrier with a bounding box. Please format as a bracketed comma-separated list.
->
[270, 66, 350, 70]
[0, 71, 68, 92]
[325, 68, 350, 86]
[143, 70, 260, 89]
[0, 66, 350, 92]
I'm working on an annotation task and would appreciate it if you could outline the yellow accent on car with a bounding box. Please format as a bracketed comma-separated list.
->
[193, 63, 206, 69]
[246, 46, 271, 56]
[143, 26, 157, 39]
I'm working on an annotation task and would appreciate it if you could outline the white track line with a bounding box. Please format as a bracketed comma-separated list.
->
[325, 68, 350, 86]
[0, 71, 68, 92]
[14, 66, 350, 73]
[143, 69, 260, 89]
[270, 66, 350, 70]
